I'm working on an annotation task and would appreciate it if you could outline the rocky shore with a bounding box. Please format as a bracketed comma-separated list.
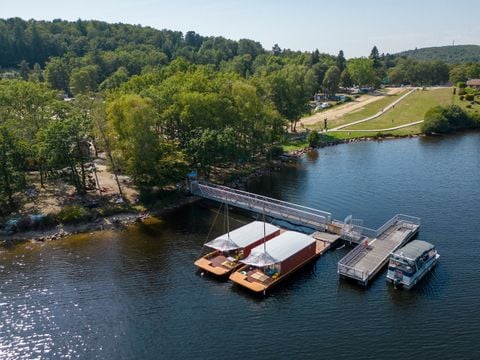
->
[0, 212, 149, 245]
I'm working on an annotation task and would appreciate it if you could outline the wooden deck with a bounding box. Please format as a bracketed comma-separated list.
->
[230, 239, 331, 294]
[338, 220, 419, 286]
[194, 253, 239, 277]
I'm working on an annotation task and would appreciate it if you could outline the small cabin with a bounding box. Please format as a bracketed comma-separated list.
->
[244, 231, 316, 274]
[466, 79, 480, 89]
[205, 221, 280, 257]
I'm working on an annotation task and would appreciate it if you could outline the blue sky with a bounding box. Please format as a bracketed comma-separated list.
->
[2, 0, 480, 57]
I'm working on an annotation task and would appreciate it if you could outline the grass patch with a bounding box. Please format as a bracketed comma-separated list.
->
[308, 90, 407, 131]
[339, 92, 406, 124]
[282, 139, 309, 152]
[344, 88, 454, 131]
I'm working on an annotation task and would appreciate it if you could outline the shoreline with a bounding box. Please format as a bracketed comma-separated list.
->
[0, 133, 423, 247]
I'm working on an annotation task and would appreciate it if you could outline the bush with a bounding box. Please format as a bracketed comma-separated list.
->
[267, 145, 284, 158]
[307, 130, 321, 147]
[422, 105, 477, 134]
[457, 82, 467, 88]
[57, 205, 91, 224]
[459, 95, 464, 101]
[465, 94, 474, 101]
[466, 104, 472, 109]
[35, 214, 57, 229]
[458, 88, 466, 96]
[422, 106, 450, 133]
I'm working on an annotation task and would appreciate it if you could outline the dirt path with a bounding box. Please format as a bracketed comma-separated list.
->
[301, 87, 407, 126]
[332, 120, 424, 132]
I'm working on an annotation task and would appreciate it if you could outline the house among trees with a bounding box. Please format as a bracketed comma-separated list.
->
[466, 79, 480, 89]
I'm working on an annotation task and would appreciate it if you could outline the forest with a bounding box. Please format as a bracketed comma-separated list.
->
[1, 17, 479, 215]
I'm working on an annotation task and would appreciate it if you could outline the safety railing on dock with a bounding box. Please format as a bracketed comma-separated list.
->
[337, 241, 370, 282]
[354, 214, 421, 240]
[337, 214, 421, 285]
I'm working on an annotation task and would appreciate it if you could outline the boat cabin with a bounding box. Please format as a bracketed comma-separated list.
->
[229, 231, 319, 293]
[387, 240, 439, 289]
[195, 221, 280, 277]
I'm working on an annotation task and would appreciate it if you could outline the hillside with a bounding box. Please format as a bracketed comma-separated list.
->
[396, 45, 480, 64]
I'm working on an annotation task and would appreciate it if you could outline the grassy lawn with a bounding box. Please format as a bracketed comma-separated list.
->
[282, 138, 309, 152]
[344, 88, 454, 131]
[338, 91, 406, 124]
[307, 90, 408, 131]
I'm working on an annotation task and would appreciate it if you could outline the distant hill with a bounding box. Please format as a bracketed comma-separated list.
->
[396, 45, 480, 64]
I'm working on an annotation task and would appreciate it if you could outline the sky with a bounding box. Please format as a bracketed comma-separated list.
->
[2, 0, 480, 57]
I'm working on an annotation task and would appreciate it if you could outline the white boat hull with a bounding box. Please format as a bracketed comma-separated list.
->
[387, 254, 440, 290]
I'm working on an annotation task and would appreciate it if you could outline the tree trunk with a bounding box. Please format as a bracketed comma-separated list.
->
[107, 151, 124, 199]
[0, 142, 13, 208]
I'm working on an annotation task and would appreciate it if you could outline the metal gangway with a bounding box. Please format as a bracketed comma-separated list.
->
[190, 180, 332, 231]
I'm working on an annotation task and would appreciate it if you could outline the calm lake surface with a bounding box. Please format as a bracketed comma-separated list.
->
[1, 133, 480, 359]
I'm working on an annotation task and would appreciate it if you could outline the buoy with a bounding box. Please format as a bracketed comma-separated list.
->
[201, 272, 205, 277]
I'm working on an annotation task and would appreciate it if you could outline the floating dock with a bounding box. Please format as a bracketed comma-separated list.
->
[337, 215, 420, 286]
[189, 180, 420, 287]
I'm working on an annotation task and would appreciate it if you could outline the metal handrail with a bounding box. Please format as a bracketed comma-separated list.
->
[196, 182, 330, 225]
[197, 181, 332, 221]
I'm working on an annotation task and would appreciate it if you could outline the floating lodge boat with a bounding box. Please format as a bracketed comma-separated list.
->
[229, 231, 326, 294]
[194, 221, 281, 277]
[386, 240, 440, 290]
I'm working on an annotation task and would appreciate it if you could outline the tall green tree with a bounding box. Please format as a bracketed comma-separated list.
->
[19, 60, 30, 80]
[266, 64, 313, 131]
[107, 94, 187, 187]
[323, 66, 341, 98]
[38, 116, 91, 194]
[336, 50, 346, 72]
[370, 46, 381, 68]
[45, 57, 71, 93]
[347, 58, 378, 87]
[0, 125, 27, 211]
[340, 69, 353, 88]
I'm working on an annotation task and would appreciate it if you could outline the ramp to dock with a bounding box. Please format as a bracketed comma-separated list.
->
[191, 181, 332, 231]
[337, 215, 420, 286]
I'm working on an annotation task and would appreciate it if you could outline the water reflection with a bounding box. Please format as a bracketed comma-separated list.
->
[1, 133, 480, 359]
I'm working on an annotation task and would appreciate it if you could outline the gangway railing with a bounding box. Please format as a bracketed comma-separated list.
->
[190, 180, 332, 230]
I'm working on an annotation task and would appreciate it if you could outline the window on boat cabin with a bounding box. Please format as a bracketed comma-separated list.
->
[390, 257, 414, 273]
[264, 264, 280, 276]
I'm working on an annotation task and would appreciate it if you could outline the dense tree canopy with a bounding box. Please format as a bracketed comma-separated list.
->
[1, 17, 479, 217]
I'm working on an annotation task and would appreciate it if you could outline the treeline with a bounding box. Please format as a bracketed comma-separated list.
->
[396, 45, 480, 64]
[2, 18, 480, 215]
[0, 17, 265, 68]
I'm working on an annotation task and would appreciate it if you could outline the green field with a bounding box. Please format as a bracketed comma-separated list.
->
[342, 88, 454, 131]
[307, 90, 407, 131]
[336, 91, 407, 125]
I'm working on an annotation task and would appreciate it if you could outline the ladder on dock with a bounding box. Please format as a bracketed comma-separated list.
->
[337, 214, 420, 286]
[190, 181, 332, 230]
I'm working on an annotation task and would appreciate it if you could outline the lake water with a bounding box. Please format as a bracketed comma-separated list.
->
[1, 133, 480, 359]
